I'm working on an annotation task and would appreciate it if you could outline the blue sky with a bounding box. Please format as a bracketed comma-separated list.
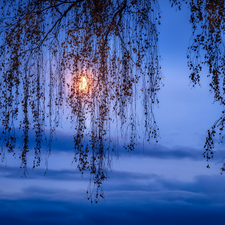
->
[1, 1, 225, 224]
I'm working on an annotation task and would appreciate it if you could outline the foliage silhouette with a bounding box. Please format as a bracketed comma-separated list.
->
[171, 0, 225, 173]
[1, 0, 225, 202]
[0, 0, 161, 202]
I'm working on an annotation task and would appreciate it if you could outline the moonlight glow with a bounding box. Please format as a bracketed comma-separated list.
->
[79, 76, 88, 91]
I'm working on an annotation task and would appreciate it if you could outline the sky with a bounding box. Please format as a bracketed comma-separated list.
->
[1, 1, 225, 224]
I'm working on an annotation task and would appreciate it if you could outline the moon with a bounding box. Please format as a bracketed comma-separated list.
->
[80, 76, 87, 91]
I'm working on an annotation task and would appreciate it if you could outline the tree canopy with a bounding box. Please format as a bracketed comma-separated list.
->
[0, 0, 225, 202]
[0, 0, 161, 202]
[178, 0, 225, 172]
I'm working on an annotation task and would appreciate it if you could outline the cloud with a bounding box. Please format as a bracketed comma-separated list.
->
[0, 160, 225, 225]
[1, 162, 225, 205]
[119, 144, 205, 160]
[0, 187, 225, 225]
[1, 124, 224, 166]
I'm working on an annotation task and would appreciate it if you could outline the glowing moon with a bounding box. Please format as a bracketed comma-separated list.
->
[79, 76, 87, 91]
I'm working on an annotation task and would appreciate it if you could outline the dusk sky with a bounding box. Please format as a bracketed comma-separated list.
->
[1, 1, 225, 224]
